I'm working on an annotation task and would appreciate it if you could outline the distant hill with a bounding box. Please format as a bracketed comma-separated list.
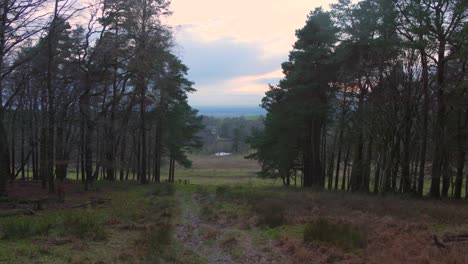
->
[194, 106, 266, 117]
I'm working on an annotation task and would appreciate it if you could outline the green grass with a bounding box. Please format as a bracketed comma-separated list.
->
[166, 168, 280, 186]
[0, 217, 51, 240]
[243, 115, 262, 121]
[0, 209, 112, 241]
[253, 225, 306, 242]
[0, 182, 181, 263]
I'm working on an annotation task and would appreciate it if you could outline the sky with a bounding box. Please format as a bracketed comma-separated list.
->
[166, 0, 341, 106]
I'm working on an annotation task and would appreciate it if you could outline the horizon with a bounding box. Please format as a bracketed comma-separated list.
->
[193, 105, 266, 117]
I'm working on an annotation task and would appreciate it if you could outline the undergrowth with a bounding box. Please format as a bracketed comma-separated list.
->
[0, 211, 107, 241]
[214, 185, 288, 227]
[141, 183, 179, 263]
[304, 218, 367, 251]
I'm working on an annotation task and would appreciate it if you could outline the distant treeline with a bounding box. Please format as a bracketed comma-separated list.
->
[197, 116, 264, 154]
[248, 0, 468, 198]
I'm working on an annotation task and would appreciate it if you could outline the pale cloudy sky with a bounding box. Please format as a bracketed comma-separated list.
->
[166, 0, 340, 106]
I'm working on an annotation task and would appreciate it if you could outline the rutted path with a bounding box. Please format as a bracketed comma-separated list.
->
[175, 188, 286, 264]
[176, 190, 234, 263]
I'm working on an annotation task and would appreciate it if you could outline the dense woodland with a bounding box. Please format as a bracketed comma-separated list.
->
[248, 0, 468, 198]
[0, 0, 203, 197]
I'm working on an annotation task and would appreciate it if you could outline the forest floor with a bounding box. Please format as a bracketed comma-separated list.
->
[1, 154, 468, 263]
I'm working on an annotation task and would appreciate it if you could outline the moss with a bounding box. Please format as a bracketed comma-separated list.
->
[432, 223, 449, 233]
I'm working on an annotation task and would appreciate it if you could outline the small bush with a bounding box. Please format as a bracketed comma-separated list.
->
[254, 198, 288, 228]
[151, 183, 175, 196]
[61, 212, 107, 241]
[215, 185, 230, 198]
[0, 217, 52, 240]
[195, 185, 211, 198]
[149, 225, 172, 248]
[216, 185, 264, 202]
[145, 224, 174, 262]
[0, 211, 107, 241]
[200, 205, 218, 221]
[304, 219, 367, 250]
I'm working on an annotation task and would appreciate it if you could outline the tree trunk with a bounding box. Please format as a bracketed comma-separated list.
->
[154, 119, 162, 183]
[39, 119, 47, 189]
[20, 98, 25, 180]
[374, 152, 381, 194]
[140, 90, 147, 184]
[136, 129, 141, 181]
[418, 48, 429, 197]
[303, 118, 324, 188]
[80, 119, 85, 183]
[0, 112, 10, 197]
[119, 133, 127, 181]
[10, 112, 16, 180]
[327, 131, 337, 190]
[80, 89, 94, 191]
[168, 156, 174, 183]
[334, 128, 344, 190]
[46, 0, 60, 194]
[350, 133, 364, 191]
[55, 118, 69, 182]
[364, 136, 372, 193]
[430, 38, 447, 198]
[455, 107, 468, 198]
[341, 145, 350, 191]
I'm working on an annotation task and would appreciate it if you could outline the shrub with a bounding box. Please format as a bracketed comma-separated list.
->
[200, 205, 218, 221]
[145, 224, 174, 262]
[61, 212, 107, 241]
[254, 198, 288, 228]
[0, 217, 52, 240]
[195, 185, 211, 199]
[0, 211, 107, 241]
[151, 183, 175, 196]
[215, 185, 230, 198]
[216, 185, 266, 202]
[303, 218, 367, 250]
[149, 225, 172, 248]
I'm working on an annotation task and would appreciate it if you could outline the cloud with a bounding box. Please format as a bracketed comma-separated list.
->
[186, 69, 283, 106]
[227, 70, 283, 94]
[173, 31, 285, 86]
[230, 84, 269, 94]
[232, 70, 283, 84]
[172, 29, 285, 106]
[166, 0, 341, 106]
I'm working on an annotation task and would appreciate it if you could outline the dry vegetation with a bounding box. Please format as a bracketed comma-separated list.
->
[184, 184, 468, 263]
[1, 155, 468, 263]
[171, 155, 468, 263]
